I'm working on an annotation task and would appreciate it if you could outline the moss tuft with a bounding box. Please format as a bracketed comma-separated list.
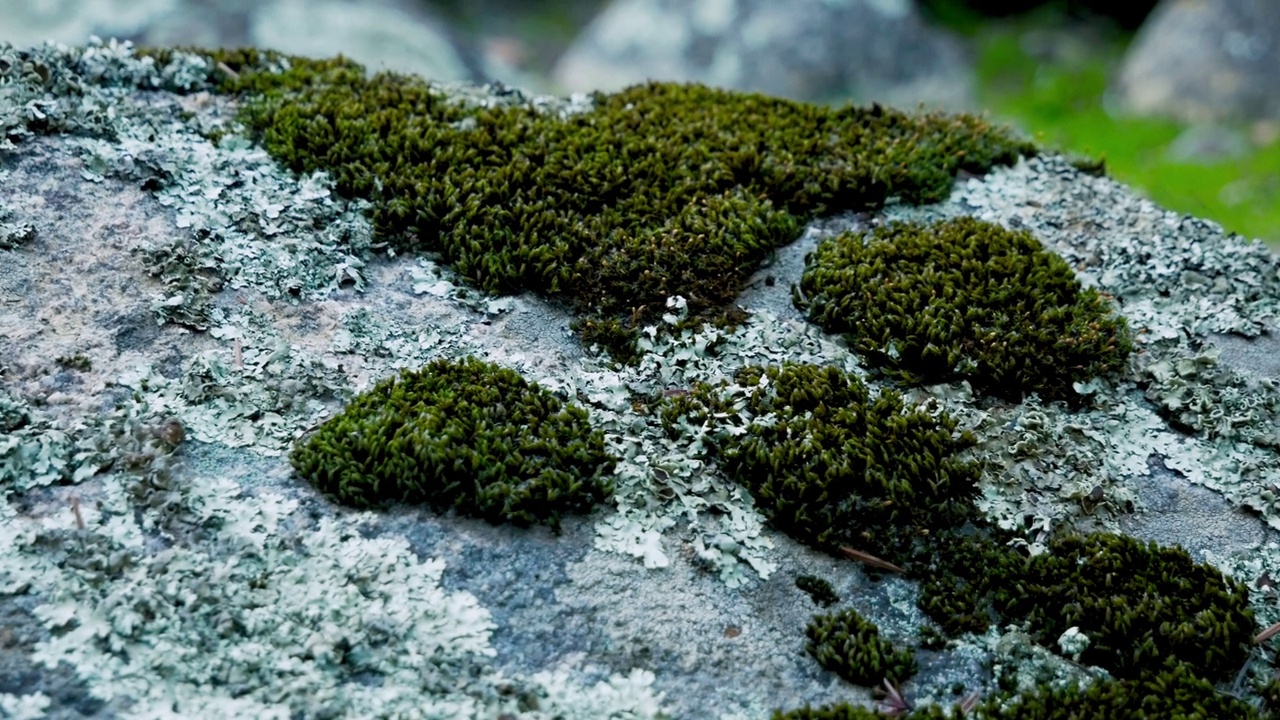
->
[796, 216, 1133, 402]
[289, 356, 614, 527]
[805, 607, 918, 687]
[144, 48, 1034, 360]
[715, 362, 984, 566]
[983, 658, 1261, 719]
[795, 574, 841, 607]
[992, 531, 1256, 683]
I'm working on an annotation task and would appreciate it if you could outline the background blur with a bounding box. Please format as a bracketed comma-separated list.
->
[1, 0, 1276, 247]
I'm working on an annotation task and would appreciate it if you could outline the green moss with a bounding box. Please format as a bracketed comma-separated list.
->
[806, 607, 918, 687]
[141, 48, 1033, 360]
[992, 532, 1255, 683]
[777, 658, 1261, 719]
[289, 356, 614, 528]
[982, 658, 1261, 720]
[795, 574, 841, 607]
[796, 216, 1134, 403]
[711, 362, 984, 566]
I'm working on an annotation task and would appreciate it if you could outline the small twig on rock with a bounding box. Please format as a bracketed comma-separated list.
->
[70, 495, 85, 530]
[839, 545, 905, 574]
[1256, 620, 1280, 645]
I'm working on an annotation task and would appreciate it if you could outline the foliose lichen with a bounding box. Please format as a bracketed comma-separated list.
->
[290, 355, 615, 527]
[795, 216, 1134, 403]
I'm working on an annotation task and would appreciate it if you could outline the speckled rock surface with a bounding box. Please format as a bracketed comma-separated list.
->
[3, 40, 1280, 719]
[1113, 0, 1280, 122]
[551, 0, 974, 108]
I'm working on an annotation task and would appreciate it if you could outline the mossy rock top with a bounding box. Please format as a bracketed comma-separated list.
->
[289, 356, 614, 527]
[139, 46, 1036, 359]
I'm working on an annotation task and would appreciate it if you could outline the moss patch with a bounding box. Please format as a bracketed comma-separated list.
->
[141, 47, 1035, 360]
[795, 574, 841, 607]
[694, 362, 984, 565]
[289, 356, 614, 527]
[806, 607, 918, 687]
[776, 658, 1261, 719]
[993, 532, 1256, 683]
[796, 216, 1134, 402]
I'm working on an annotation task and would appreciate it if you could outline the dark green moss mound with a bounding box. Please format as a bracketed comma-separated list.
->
[289, 356, 614, 527]
[796, 574, 841, 607]
[796, 216, 1133, 402]
[993, 532, 1255, 683]
[149, 48, 1033, 359]
[710, 362, 983, 565]
[982, 658, 1261, 720]
[916, 532, 1023, 636]
[806, 608, 918, 686]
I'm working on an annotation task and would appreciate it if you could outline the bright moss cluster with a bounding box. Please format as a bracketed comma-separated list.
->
[806, 608, 918, 687]
[289, 356, 614, 527]
[687, 362, 985, 566]
[796, 216, 1134, 402]
[142, 47, 1034, 359]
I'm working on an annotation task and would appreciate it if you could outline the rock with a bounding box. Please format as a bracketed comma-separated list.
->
[0, 0, 487, 84]
[1112, 0, 1280, 122]
[3, 38, 1280, 718]
[248, 0, 485, 82]
[552, 0, 975, 109]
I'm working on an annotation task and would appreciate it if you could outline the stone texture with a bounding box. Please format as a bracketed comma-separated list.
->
[1112, 0, 1280, 122]
[5, 41, 1280, 718]
[552, 0, 975, 109]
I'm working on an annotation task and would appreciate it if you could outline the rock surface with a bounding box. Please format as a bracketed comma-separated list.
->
[552, 0, 975, 108]
[1112, 0, 1280, 122]
[3, 39, 1280, 719]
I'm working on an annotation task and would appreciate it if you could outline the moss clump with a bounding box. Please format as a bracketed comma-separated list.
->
[796, 216, 1133, 402]
[983, 658, 1261, 720]
[289, 356, 614, 527]
[710, 362, 984, 566]
[992, 532, 1255, 683]
[806, 608, 918, 687]
[796, 574, 841, 607]
[147, 48, 1033, 360]
[775, 659, 1261, 719]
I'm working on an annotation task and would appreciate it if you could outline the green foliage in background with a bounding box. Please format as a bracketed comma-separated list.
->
[971, 18, 1280, 248]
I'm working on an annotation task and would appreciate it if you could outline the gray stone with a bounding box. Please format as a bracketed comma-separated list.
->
[0, 0, 487, 85]
[4, 39, 1280, 718]
[1112, 0, 1280, 122]
[552, 0, 975, 109]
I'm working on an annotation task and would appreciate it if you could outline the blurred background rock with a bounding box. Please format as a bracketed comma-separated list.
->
[0, 0, 1275, 246]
